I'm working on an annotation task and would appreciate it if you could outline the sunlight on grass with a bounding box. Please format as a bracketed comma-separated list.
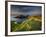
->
[11, 16, 42, 32]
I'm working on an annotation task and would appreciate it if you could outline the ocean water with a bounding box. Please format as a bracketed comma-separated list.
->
[11, 16, 26, 23]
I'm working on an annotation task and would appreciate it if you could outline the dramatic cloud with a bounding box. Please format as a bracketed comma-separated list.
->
[11, 5, 42, 16]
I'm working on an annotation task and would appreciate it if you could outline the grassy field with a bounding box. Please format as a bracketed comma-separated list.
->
[11, 16, 42, 32]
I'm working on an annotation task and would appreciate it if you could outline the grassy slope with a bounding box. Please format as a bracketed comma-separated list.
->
[11, 16, 42, 32]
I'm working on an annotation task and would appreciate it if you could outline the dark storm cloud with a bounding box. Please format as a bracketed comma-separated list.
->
[11, 5, 42, 16]
[11, 5, 41, 13]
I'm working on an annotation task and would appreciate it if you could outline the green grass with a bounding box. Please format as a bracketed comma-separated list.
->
[11, 16, 42, 32]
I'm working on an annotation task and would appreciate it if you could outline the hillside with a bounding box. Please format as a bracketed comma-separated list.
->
[11, 16, 42, 32]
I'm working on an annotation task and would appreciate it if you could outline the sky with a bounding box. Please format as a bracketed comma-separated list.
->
[11, 5, 42, 16]
[11, 5, 42, 21]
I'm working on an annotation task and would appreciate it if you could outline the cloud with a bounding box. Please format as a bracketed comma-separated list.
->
[11, 5, 42, 16]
